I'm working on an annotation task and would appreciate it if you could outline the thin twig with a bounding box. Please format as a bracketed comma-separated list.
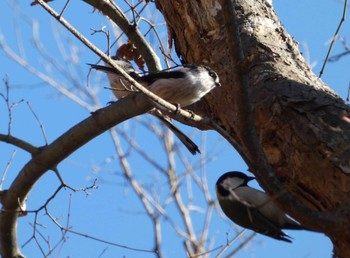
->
[59, 0, 71, 17]
[1, 75, 25, 135]
[30, 21, 99, 107]
[83, 0, 161, 72]
[223, 232, 256, 258]
[0, 150, 16, 189]
[61, 226, 157, 254]
[328, 37, 350, 62]
[26, 101, 49, 145]
[319, 0, 347, 77]
[215, 230, 247, 258]
[0, 34, 93, 110]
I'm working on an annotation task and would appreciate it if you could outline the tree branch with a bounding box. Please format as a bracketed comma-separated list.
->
[0, 134, 39, 155]
[0, 94, 152, 257]
[82, 0, 161, 72]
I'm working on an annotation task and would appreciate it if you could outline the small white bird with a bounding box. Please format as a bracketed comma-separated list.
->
[90, 58, 220, 154]
[216, 171, 312, 242]
[90, 58, 220, 107]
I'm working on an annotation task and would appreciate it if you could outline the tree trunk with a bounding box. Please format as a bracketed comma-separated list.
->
[156, 0, 350, 256]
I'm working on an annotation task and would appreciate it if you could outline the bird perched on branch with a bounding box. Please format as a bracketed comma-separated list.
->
[90, 57, 220, 155]
[216, 171, 313, 242]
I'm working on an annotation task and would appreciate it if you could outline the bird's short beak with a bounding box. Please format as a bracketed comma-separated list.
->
[247, 176, 255, 181]
[216, 82, 221, 87]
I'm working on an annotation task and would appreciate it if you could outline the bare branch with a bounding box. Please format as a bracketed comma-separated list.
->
[0, 134, 39, 154]
[26, 101, 49, 145]
[108, 127, 164, 255]
[0, 34, 93, 110]
[0, 75, 24, 135]
[223, 232, 256, 258]
[55, 225, 158, 254]
[328, 37, 350, 62]
[0, 93, 153, 257]
[82, 0, 161, 72]
[319, 0, 348, 77]
[0, 150, 16, 190]
[59, 0, 71, 17]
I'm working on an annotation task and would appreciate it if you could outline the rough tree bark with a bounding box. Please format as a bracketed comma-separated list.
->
[156, 0, 350, 257]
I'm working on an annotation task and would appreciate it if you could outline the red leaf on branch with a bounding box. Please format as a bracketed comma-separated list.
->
[116, 40, 145, 71]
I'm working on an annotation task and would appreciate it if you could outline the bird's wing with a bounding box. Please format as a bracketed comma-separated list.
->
[245, 205, 293, 242]
[140, 70, 187, 84]
[220, 196, 293, 242]
[236, 187, 305, 230]
[90, 64, 187, 84]
[232, 187, 294, 242]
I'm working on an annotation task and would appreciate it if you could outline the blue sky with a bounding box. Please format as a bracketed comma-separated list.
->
[1, 0, 348, 257]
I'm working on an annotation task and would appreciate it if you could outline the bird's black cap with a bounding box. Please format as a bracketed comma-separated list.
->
[216, 171, 255, 185]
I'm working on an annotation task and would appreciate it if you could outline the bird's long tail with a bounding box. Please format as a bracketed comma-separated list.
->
[153, 112, 200, 155]
[90, 63, 200, 155]
[89, 63, 117, 73]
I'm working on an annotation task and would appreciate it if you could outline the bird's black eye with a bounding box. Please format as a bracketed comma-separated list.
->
[209, 71, 217, 79]
[217, 183, 230, 197]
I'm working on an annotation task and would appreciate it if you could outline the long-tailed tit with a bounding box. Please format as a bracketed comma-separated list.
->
[90, 57, 220, 154]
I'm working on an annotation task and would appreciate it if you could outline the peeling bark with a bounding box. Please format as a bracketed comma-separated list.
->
[156, 0, 350, 256]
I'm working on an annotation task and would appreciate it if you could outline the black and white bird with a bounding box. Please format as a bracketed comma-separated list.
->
[90, 57, 220, 154]
[90, 58, 220, 106]
[216, 171, 312, 242]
